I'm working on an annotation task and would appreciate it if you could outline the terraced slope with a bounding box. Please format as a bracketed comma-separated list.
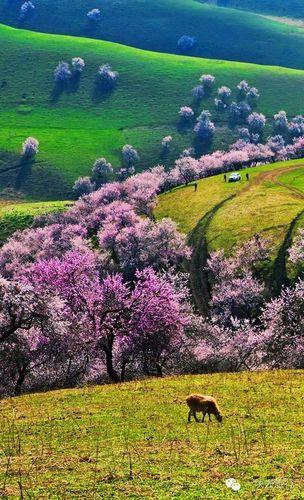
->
[0, 370, 303, 497]
[1, 0, 304, 69]
[2, 24, 304, 199]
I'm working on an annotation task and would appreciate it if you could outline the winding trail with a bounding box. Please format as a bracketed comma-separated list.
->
[189, 163, 304, 314]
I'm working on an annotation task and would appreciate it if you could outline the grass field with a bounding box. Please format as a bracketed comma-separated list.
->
[155, 159, 304, 235]
[0, 199, 70, 244]
[1, 0, 304, 70]
[2, 24, 304, 199]
[216, 0, 304, 19]
[206, 164, 304, 253]
[155, 160, 304, 299]
[279, 168, 304, 194]
[0, 370, 303, 498]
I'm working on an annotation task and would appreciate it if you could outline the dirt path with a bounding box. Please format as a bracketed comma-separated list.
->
[189, 163, 304, 314]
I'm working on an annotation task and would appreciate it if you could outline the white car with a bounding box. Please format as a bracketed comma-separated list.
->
[228, 172, 241, 183]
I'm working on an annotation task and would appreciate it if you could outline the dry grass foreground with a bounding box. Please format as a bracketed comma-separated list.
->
[0, 370, 303, 498]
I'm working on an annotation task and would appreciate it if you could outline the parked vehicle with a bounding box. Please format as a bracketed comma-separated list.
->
[228, 172, 241, 182]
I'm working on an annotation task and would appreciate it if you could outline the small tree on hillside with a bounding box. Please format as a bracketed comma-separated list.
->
[192, 85, 205, 103]
[237, 80, 250, 99]
[273, 110, 288, 133]
[161, 136, 172, 152]
[247, 112, 266, 135]
[194, 110, 215, 142]
[217, 86, 231, 104]
[122, 144, 139, 170]
[246, 86, 260, 105]
[215, 98, 227, 114]
[87, 8, 101, 22]
[22, 137, 39, 159]
[179, 106, 194, 122]
[92, 158, 113, 187]
[199, 74, 215, 91]
[54, 61, 71, 83]
[19, 1, 35, 21]
[73, 177, 95, 198]
[72, 57, 85, 74]
[97, 64, 119, 90]
[177, 35, 196, 53]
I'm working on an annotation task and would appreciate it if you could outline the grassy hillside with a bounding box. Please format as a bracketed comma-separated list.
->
[2, 24, 304, 199]
[1, 1, 304, 69]
[0, 199, 70, 243]
[217, 0, 304, 19]
[155, 159, 304, 235]
[0, 370, 303, 497]
[155, 160, 304, 296]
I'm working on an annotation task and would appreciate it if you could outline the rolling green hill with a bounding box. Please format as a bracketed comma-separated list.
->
[216, 0, 304, 19]
[2, 24, 304, 199]
[1, 1, 304, 70]
[0, 370, 303, 497]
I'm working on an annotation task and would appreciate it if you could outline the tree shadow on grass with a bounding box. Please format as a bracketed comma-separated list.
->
[92, 81, 116, 104]
[15, 158, 35, 190]
[193, 136, 213, 157]
[50, 82, 65, 104]
[67, 72, 81, 94]
[176, 120, 193, 136]
[83, 21, 101, 39]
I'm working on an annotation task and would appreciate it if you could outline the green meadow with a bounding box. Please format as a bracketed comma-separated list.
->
[0, 199, 70, 243]
[215, 0, 304, 19]
[1, 0, 304, 69]
[1, 24, 304, 199]
[156, 160, 304, 293]
[0, 370, 303, 498]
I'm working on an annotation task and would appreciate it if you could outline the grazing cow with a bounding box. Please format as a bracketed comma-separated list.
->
[186, 394, 223, 423]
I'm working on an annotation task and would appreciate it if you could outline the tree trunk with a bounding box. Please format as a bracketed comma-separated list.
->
[105, 349, 120, 383]
[120, 360, 127, 382]
[155, 363, 163, 378]
[15, 365, 27, 396]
